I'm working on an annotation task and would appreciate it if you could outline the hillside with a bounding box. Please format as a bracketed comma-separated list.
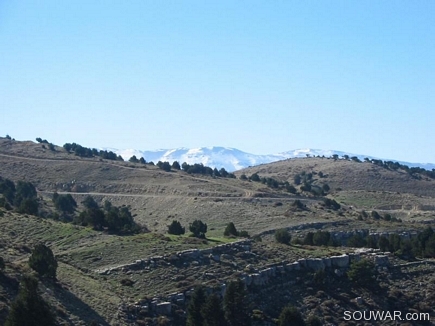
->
[236, 157, 435, 213]
[0, 137, 434, 325]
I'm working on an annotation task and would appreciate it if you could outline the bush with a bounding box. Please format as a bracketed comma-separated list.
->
[238, 230, 250, 238]
[168, 220, 185, 235]
[291, 200, 305, 210]
[275, 229, 291, 245]
[323, 198, 341, 210]
[28, 244, 57, 279]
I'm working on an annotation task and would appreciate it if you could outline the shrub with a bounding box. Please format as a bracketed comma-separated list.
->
[275, 229, 291, 245]
[28, 244, 57, 279]
[238, 230, 250, 238]
[168, 220, 185, 235]
[291, 200, 305, 210]
[323, 198, 340, 210]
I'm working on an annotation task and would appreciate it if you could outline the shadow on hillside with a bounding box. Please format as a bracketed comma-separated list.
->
[44, 280, 111, 326]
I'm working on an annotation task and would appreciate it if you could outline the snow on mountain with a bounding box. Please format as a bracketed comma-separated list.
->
[105, 147, 435, 172]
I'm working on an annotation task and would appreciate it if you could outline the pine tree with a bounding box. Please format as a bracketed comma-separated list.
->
[224, 280, 251, 326]
[186, 286, 206, 326]
[202, 293, 227, 326]
[224, 222, 238, 237]
[5, 275, 55, 326]
[28, 244, 57, 279]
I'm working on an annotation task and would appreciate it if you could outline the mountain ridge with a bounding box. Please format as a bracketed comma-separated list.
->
[105, 146, 435, 172]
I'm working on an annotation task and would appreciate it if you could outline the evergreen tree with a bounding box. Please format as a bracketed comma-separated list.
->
[186, 286, 206, 326]
[189, 220, 207, 238]
[224, 222, 238, 237]
[52, 193, 77, 214]
[275, 229, 291, 245]
[347, 259, 376, 287]
[14, 181, 38, 212]
[28, 244, 57, 279]
[0, 256, 5, 271]
[278, 305, 305, 326]
[0, 177, 16, 203]
[224, 280, 251, 326]
[168, 220, 185, 235]
[5, 275, 55, 326]
[129, 155, 139, 163]
[202, 293, 227, 326]
[172, 161, 181, 170]
[82, 195, 99, 210]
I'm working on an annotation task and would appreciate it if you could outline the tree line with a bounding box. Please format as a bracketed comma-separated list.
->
[63, 142, 123, 160]
[299, 227, 435, 259]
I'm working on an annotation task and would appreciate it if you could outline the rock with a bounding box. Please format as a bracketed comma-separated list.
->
[155, 302, 172, 315]
[306, 258, 325, 271]
[374, 255, 389, 266]
[330, 255, 349, 268]
[334, 269, 344, 277]
[209, 253, 220, 262]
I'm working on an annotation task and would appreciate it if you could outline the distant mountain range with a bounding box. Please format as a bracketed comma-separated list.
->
[104, 147, 435, 172]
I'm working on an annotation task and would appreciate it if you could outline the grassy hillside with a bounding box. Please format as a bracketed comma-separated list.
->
[1, 138, 434, 325]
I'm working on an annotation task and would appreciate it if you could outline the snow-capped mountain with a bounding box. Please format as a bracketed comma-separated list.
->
[104, 147, 435, 172]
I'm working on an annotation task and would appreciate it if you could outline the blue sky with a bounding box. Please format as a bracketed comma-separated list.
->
[1, 1, 434, 163]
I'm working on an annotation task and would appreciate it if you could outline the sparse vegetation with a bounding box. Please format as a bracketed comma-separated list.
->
[1, 138, 435, 325]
